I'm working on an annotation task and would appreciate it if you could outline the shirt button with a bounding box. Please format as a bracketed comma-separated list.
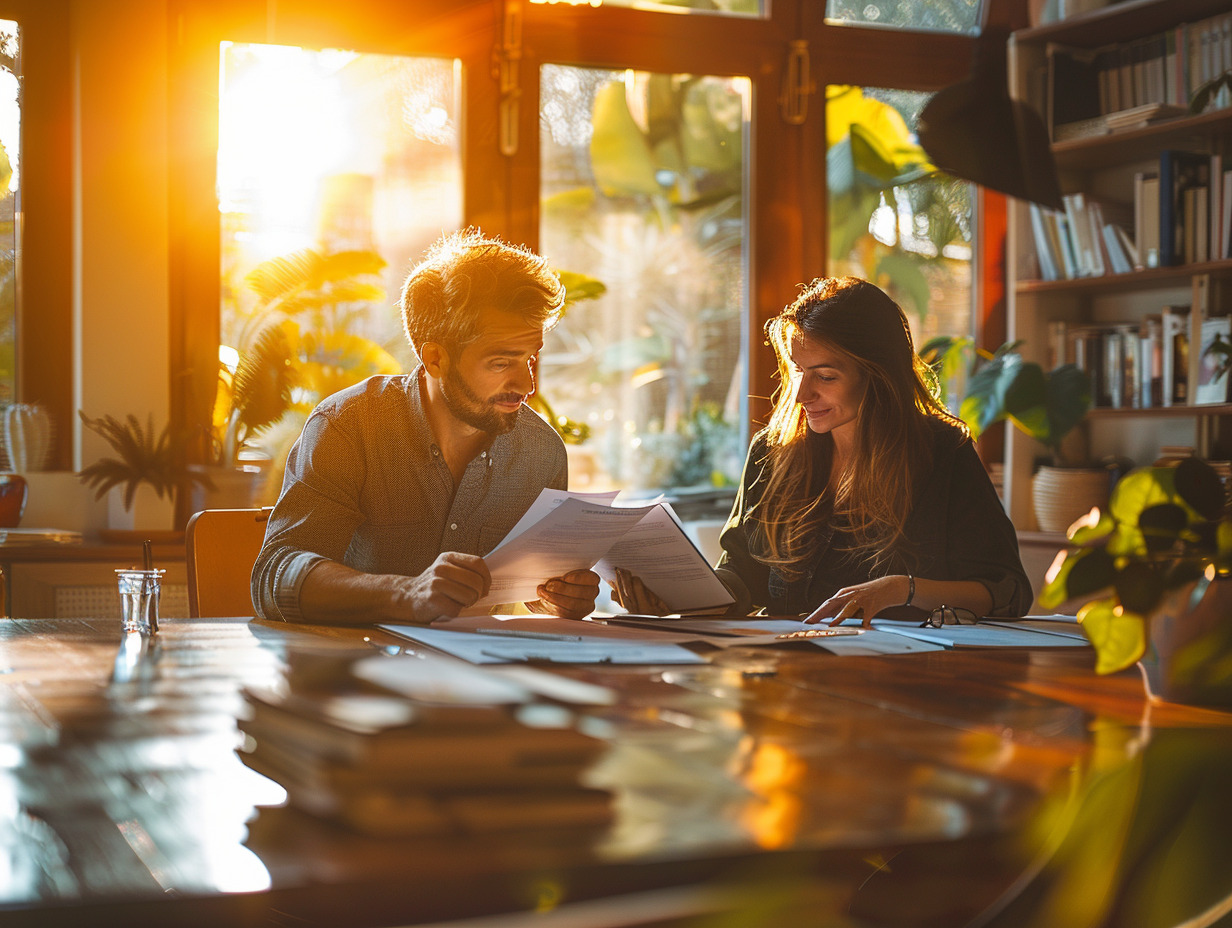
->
[480, 451, 486, 458]
[432, 448, 439, 456]
[450, 523, 458, 530]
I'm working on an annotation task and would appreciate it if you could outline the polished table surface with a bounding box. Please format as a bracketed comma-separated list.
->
[1, 616, 1230, 927]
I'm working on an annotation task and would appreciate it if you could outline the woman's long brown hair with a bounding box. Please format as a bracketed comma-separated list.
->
[753, 277, 964, 579]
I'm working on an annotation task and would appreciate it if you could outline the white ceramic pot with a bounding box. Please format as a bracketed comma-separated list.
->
[1031, 465, 1111, 533]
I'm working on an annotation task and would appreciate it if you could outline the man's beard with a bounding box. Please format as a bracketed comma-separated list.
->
[440, 368, 523, 435]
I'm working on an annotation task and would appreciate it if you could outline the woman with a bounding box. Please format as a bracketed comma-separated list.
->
[617, 276, 1031, 623]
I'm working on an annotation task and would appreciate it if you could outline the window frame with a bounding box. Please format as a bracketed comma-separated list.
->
[0, 0, 71, 470]
[168, 0, 1010, 513]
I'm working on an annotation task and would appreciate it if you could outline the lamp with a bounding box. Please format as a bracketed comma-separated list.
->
[917, 28, 1063, 210]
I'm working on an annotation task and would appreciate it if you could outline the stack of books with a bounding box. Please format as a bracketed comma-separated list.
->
[237, 651, 613, 837]
[1040, 10, 1232, 142]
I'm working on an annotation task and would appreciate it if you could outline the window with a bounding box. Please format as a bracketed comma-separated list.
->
[0, 19, 17, 407]
[539, 66, 750, 493]
[562, 0, 765, 16]
[174, 0, 996, 509]
[216, 42, 463, 471]
[826, 84, 973, 363]
[824, 0, 981, 34]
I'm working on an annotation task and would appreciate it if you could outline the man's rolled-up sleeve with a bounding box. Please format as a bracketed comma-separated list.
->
[251, 410, 367, 623]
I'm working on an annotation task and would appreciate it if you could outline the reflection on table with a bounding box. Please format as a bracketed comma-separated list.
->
[0, 616, 1229, 927]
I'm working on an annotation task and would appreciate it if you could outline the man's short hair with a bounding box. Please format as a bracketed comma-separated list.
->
[400, 228, 566, 358]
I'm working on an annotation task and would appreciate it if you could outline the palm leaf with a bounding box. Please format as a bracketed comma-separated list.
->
[78, 412, 208, 509]
[232, 325, 298, 438]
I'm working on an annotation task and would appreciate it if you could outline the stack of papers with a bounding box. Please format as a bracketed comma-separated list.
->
[377, 615, 1089, 664]
[470, 489, 733, 615]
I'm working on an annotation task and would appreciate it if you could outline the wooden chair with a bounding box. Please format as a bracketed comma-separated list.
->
[185, 508, 272, 618]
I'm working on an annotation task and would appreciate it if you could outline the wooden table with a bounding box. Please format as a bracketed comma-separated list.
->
[0, 616, 1229, 927]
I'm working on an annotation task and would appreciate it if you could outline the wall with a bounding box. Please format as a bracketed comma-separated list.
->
[24, 0, 173, 534]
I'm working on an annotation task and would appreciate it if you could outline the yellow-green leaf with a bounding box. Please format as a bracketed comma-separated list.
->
[1078, 598, 1147, 674]
[590, 81, 661, 198]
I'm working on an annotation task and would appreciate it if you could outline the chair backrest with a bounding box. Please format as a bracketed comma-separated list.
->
[185, 508, 272, 618]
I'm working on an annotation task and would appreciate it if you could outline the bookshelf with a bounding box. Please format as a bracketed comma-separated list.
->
[1006, 0, 1232, 533]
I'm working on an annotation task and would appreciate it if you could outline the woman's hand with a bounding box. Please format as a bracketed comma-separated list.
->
[528, 568, 601, 620]
[610, 567, 672, 616]
[802, 575, 911, 627]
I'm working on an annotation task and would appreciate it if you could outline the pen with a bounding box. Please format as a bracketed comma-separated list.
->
[472, 627, 584, 641]
[775, 627, 866, 640]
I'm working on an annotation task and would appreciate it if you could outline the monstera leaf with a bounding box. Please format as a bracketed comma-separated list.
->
[960, 353, 1091, 463]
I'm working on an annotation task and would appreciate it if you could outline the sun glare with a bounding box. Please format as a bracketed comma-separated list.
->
[218, 42, 354, 239]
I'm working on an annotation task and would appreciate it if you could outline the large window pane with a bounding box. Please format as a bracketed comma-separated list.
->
[540, 66, 750, 495]
[826, 85, 973, 366]
[0, 20, 18, 408]
[544, 0, 764, 17]
[824, 0, 981, 34]
[217, 43, 462, 478]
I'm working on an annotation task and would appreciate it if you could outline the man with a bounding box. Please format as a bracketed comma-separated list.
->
[251, 229, 600, 625]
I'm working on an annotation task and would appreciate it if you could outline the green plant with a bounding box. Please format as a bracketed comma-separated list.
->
[827, 85, 967, 322]
[78, 412, 211, 510]
[1038, 457, 1232, 674]
[208, 247, 401, 467]
[525, 269, 606, 445]
[921, 337, 1092, 466]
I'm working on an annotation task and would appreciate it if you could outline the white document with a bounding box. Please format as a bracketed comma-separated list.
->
[872, 620, 1090, 649]
[472, 490, 734, 614]
[380, 625, 705, 665]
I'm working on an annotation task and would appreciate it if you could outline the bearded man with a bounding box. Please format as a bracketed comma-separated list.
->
[251, 229, 600, 625]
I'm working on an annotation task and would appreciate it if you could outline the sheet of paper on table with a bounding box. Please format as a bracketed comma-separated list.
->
[872, 619, 1091, 648]
[596, 616, 946, 654]
[380, 624, 707, 665]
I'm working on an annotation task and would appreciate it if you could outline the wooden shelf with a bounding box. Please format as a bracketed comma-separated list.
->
[1005, 0, 1232, 533]
[1052, 110, 1232, 172]
[1016, 259, 1232, 296]
[1087, 404, 1232, 420]
[1015, 0, 1232, 48]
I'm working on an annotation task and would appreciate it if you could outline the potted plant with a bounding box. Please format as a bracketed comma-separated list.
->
[200, 247, 401, 510]
[924, 337, 1099, 532]
[78, 411, 212, 533]
[1038, 456, 1232, 705]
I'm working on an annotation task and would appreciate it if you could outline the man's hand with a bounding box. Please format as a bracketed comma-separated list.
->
[394, 552, 492, 623]
[610, 566, 672, 616]
[529, 568, 601, 620]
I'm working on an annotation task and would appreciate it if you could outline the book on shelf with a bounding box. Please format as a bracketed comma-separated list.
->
[1069, 325, 1108, 406]
[1063, 193, 1102, 277]
[1137, 316, 1163, 409]
[1047, 320, 1069, 369]
[1159, 150, 1212, 267]
[1028, 196, 1136, 282]
[1160, 304, 1192, 407]
[1030, 203, 1061, 281]
[1222, 169, 1232, 261]
[1046, 43, 1103, 142]
[1042, 11, 1232, 139]
[1195, 317, 1232, 405]
[1101, 223, 1134, 274]
[1135, 172, 1161, 269]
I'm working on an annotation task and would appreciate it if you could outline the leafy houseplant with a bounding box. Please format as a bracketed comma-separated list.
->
[923, 337, 1099, 533]
[78, 412, 211, 511]
[211, 248, 400, 469]
[525, 270, 606, 446]
[1039, 457, 1232, 704]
